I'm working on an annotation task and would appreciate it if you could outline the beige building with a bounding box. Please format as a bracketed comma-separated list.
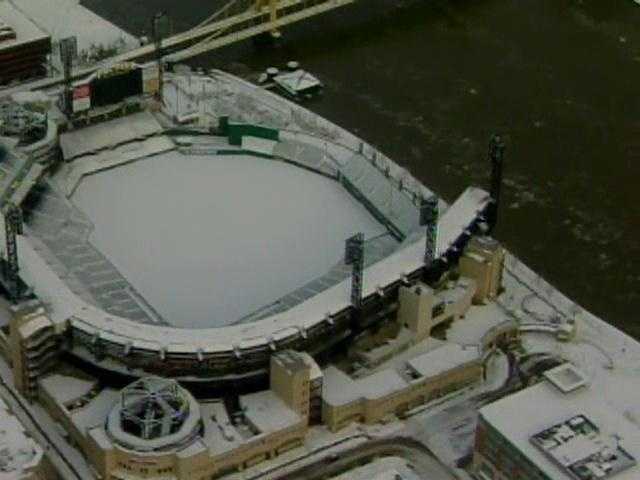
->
[322, 340, 483, 432]
[38, 350, 318, 480]
[270, 350, 311, 420]
[8, 303, 61, 399]
[397, 277, 477, 342]
[322, 241, 508, 433]
[351, 275, 478, 371]
[459, 236, 504, 304]
[271, 350, 323, 423]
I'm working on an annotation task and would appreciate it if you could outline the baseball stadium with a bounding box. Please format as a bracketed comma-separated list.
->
[3, 67, 492, 386]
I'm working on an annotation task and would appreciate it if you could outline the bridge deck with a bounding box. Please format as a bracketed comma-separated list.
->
[0, 0, 358, 96]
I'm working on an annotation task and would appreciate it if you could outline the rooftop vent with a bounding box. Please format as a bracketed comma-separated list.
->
[544, 363, 588, 394]
[531, 414, 637, 480]
[0, 18, 16, 43]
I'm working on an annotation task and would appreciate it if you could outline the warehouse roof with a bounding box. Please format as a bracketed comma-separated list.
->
[479, 374, 640, 480]
[0, 1, 49, 53]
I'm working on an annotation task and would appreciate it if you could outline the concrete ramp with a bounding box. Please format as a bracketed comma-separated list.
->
[438, 186, 491, 254]
[59, 111, 164, 161]
[56, 136, 176, 197]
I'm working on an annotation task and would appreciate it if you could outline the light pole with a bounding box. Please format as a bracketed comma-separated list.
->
[151, 12, 170, 103]
[488, 134, 505, 233]
[59, 36, 77, 115]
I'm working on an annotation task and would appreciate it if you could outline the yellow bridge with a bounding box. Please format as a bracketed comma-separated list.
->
[2, 0, 359, 95]
[118, 0, 358, 64]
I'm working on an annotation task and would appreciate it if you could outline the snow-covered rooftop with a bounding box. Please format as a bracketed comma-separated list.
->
[201, 402, 243, 456]
[273, 70, 322, 96]
[323, 341, 481, 407]
[71, 389, 119, 436]
[0, 1, 48, 52]
[322, 367, 359, 406]
[240, 391, 302, 433]
[479, 377, 640, 480]
[358, 369, 408, 401]
[38, 373, 120, 437]
[6, 0, 136, 57]
[543, 363, 588, 394]
[39, 373, 95, 406]
[406, 343, 479, 379]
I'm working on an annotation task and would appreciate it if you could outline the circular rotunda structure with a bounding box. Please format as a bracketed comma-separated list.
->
[107, 377, 201, 452]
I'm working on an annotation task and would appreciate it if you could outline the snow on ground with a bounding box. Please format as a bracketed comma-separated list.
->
[226, 426, 369, 480]
[330, 456, 420, 480]
[0, 397, 43, 477]
[407, 401, 478, 470]
[70, 151, 385, 328]
[0, 354, 95, 480]
[3, 69, 638, 480]
[7, 0, 137, 68]
[481, 349, 510, 391]
[164, 71, 433, 201]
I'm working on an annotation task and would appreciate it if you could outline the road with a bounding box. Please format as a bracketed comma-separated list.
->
[0, 344, 92, 480]
[272, 437, 455, 480]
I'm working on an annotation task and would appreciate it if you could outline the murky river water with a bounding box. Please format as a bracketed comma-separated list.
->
[82, 0, 640, 338]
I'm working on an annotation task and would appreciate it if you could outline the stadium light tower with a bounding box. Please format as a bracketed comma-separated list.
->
[488, 134, 505, 233]
[151, 12, 170, 102]
[345, 232, 365, 310]
[420, 195, 439, 269]
[59, 36, 77, 115]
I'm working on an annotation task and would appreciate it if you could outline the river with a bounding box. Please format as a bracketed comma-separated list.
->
[82, 0, 640, 338]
